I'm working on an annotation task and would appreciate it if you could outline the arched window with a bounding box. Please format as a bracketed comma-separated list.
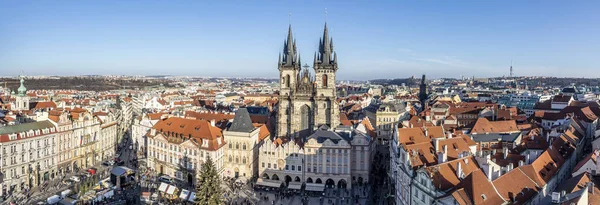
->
[322, 75, 328, 88]
[242, 157, 247, 164]
[235, 143, 239, 149]
[228, 156, 232, 162]
[285, 74, 290, 88]
[243, 144, 247, 150]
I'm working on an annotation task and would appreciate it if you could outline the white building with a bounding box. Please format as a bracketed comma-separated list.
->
[146, 117, 226, 186]
[0, 121, 58, 197]
[223, 108, 270, 178]
[256, 124, 373, 191]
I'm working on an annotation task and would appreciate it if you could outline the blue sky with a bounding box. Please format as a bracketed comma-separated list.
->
[1, 1, 599, 79]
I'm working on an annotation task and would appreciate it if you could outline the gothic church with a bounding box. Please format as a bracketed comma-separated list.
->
[276, 23, 340, 138]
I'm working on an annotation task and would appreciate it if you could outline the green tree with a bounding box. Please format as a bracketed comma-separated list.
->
[195, 156, 223, 205]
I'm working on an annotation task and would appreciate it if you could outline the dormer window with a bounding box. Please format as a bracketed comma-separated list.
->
[481, 194, 487, 200]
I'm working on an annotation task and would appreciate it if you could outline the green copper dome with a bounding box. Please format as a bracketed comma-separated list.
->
[17, 76, 26, 96]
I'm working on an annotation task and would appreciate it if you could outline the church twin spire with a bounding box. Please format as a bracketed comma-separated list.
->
[279, 23, 336, 70]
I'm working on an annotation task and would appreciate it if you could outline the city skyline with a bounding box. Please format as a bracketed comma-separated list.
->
[1, 1, 599, 79]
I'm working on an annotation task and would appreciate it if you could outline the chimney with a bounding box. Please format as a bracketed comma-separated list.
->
[526, 154, 530, 164]
[503, 147, 509, 159]
[492, 149, 497, 155]
[434, 138, 441, 152]
[210, 119, 216, 127]
[519, 160, 524, 167]
[444, 145, 448, 156]
[437, 152, 446, 164]
[424, 127, 429, 138]
[457, 162, 463, 179]
[446, 132, 452, 139]
[596, 152, 600, 175]
[487, 165, 494, 180]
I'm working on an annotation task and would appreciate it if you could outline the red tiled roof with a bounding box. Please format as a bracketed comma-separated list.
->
[150, 117, 224, 151]
[426, 156, 480, 191]
[470, 118, 519, 134]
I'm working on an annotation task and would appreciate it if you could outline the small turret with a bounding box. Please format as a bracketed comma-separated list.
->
[333, 52, 337, 64]
[17, 75, 27, 96]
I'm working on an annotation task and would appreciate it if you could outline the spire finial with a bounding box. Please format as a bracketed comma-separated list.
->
[325, 8, 328, 23]
[289, 13, 292, 25]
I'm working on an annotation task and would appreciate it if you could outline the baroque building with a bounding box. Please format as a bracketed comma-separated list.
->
[276, 23, 340, 138]
[146, 117, 225, 186]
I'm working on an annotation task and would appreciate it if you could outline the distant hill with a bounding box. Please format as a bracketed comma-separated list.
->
[1, 77, 174, 91]
[369, 78, 419, 86]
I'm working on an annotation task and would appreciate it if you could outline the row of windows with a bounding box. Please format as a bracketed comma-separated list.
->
[261, 162, 302, 171]
[229, 142, 248, 150]
[307, 166, 349, 174]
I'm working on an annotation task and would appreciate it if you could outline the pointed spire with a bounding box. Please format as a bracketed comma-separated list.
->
[314, 52, 318, 64]
[287, 24, 294, 46]
[323, 23, 330, 52]
[330, 37, 334, 51]
[282, 24, 297, 66]
[278, 53, 282, 65]
[333, 52, 337, 64]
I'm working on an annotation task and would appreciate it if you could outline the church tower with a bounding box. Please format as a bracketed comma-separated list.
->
[276, 23, 340, 138]
[277, 24, 302, 138]
[313, 23, 339, 128]
[419, 74, 428, 105]
[278, 25, 301, 96]
[15, 75, 30, 111]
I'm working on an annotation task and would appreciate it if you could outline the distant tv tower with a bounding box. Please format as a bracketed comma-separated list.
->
[509, 60, 514, 78]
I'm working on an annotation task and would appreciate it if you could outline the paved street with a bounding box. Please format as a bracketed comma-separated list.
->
[3, 132, 127, 205]
[369, 144, 392, 205]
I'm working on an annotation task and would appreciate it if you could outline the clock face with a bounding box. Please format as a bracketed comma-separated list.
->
[277, 159, 285, 169]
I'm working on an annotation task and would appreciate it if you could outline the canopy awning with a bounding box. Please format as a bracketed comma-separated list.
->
[158, 182, 169, 192]
[179, 189, 190, 200]
[256, 178, 281, 188]
[166, 184, 177, 195]
[111, 166, 134, 176]
[305, 183, 325, 192]
[288, 182, 302, 190]
[187, 192, 196, 202]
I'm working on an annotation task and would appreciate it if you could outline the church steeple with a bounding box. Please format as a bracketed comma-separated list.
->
[317, 23, 335, 65]
[17, 75, 27, 96]
[419, 74, 428, 104]
[282, 24, 298, 67]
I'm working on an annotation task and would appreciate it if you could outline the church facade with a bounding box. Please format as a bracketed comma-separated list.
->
[276, 24, 340, 138]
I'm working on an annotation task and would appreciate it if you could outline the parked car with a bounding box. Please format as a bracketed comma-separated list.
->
[158, 175, 173, 183]
[69, 176, 80, 182]
[62, 179, 73, 185]
[87, 168, 97, 175]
